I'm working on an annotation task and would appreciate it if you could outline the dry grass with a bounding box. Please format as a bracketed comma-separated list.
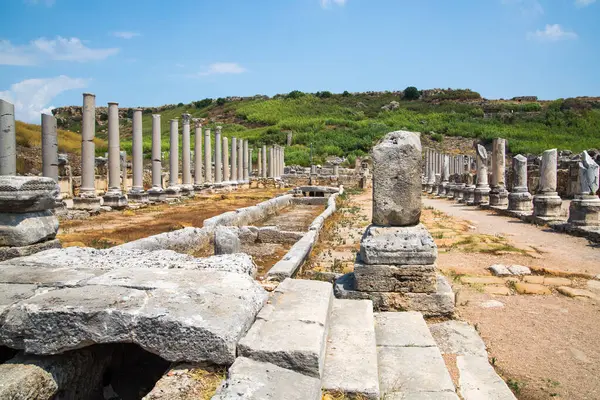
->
[322, 391, 370, 400]
[16, 120, 107, 153]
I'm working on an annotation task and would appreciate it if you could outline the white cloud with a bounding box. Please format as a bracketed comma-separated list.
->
[195, 62, 247, 76]
[527, 24, 578, 41]
[575, 0, 596, 7]
[0, 75, 88, 122]
[501, 0, 544, 17]
[320, 0, 347, 8]
[0, 36, 119, 66]
[112, 31, 141, 39]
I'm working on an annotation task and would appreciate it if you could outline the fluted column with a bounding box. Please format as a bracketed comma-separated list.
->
[223, 135, 229, 183]
[231, 137, 238, 183]
[204, 128, 211, 183]
[193, 119, 203, 188]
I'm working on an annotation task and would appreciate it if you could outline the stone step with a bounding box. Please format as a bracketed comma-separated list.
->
[321, 299, 380, 399]
[375, 312, 459, 399]
[212, 357, 321, 400]
[237, 278, 333, 378]
[430, 320, 517, 400]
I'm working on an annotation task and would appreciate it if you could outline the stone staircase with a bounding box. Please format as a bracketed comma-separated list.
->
[213, 279, 517, 400]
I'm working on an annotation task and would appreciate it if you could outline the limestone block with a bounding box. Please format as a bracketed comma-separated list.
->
[0, 176, 57, 213]
[359, 224, 437, 265]
[458, 355, 517, 400]
[0, 210, 58, 247]
[115, 226, 211, 254]
[354, 262, 437, 293]
[266, 230, 317, 281]
[375, 311, 437, 347]
[429, 320, 488, 358]
[372, 131, 422, 226]
[0, 283, 37, 316]
[214, 226, 241, 255]
[322, 300, 380, 399]
[568, 196, 600, 226]
[0, 238, 61, 262]
[212, 357, 321, 400]
[102, 193, 128, 209]
[489, 264, 511, 276]
[507, 265, 531, 275]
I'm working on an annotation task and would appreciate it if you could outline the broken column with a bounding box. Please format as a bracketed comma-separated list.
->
[128, 108, 148, 203]
[148, 114, 166, 202]
[335, 131, 453, 316]
[0, 99, 16, 176]
[73, 93, 101, 210]
[262, 145, 267, 178]
[533, 149, 563, 218]
[243, 139, 249, 182]
[507, 154, 532, 212]
[165, 119, 181, 198]
[237, 139, 244, 182]
[426, 149, 436, 193]
[437, 155, 449, 197]
[0, 176, 61, 261]
[471, 144, 490, 205]
[568, 151, 600, 226]
[193, 119, 203, 191]
[102, 102, 128, 209]
[489, 138, 508, 206]
[223, 135, 230, 183]
[180, 114, 194, 196]
[231, 137, 238, 183]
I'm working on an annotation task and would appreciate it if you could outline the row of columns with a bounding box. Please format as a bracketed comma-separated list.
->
[423, 139, 600, 226]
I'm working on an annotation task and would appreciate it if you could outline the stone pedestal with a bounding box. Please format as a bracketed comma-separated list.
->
[463, 185, 475, 205]
[533, 149, 562, 218]
[148, 188, 166, 202]
[102, 191, 128, 209]
[568, 195, 600, 226]
[489, 187, 508, 207]
[472, 144, 490, 206]
[473, 187, 490, 206]
[533, 193, 563, 217]
[335, 131, 454, 317]
[0, 176, 61, 261]
[128, 191, 149, 203]
[72, 196, 102, 210]
[508, 191, 532, 212]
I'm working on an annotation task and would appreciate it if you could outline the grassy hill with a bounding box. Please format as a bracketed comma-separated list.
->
[53, 89, 600, 167]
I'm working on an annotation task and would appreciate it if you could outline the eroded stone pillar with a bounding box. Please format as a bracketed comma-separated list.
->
[193, 119, 203, 189]
[148, 114, 165, 201]
[204, 128, 212, 183]
[237, 139, 244, 182]
[102, 102, 128, 209]
[568, 151, 600, 225]
[472, 144, 490, 205]
[223, 135, 230, 183]
[215, 126, 222, 184]
[166, 119, 181, 197]
[243, 139, 249, 182]
[437, 155, 449, 197]
[231, 137, 238, 183]
[0, 100, 16, 176]
[489, 138, 508, 206]
[426, 149, 436, 193]
[507, 154, 532, 212]
[41, 114, 58, 182]
[533, 149, 562, 217]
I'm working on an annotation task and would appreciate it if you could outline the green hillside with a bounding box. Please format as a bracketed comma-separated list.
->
[61, 89, 600, 167]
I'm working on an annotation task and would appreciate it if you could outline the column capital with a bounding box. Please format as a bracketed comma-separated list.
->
[181, 113, 191, 125]
[108, 101, 119, 106]
[152, 114, 161, 119]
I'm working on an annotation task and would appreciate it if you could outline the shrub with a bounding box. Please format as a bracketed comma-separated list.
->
[216, 98, 226, 106]
[316, 91, 333, 99]
[403, 86, 420, 100]
[431, 133, 444, 142]
[177, 102, 184, 107]
[286, 90, 306, 99]
[342, 91, 351, 97]
[193, 98, 213, 108]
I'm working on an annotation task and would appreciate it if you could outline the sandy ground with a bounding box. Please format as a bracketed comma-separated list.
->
[308, 190, 600, 400]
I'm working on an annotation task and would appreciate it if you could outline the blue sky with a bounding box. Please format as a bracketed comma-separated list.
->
[1, 0, 598, 122]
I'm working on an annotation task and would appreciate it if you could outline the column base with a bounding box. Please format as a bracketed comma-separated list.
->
[472, 186, 490, 206]
[103, 192, 128, 209]
[165, 186, 181, 198]
[148, 189, 166, 202]
[507, 191, 532, 212]
[437, 182, 448, 197]
[489, 187, 509, 207]
[462, 186, 475, 204]
[72, 196, 102, 211]
[568, 195, 600, 226]
[179, 184, 195, 197]
[426, 183, 435, 194]
[128, 191, 149, 203]
[533, 193, 563, 218]
[444, 184, 454, 198]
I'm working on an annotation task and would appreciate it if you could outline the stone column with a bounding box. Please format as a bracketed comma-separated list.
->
[262, 145, 267, 178]
[282, 147, 285, 176]
[437, 155, 449, 197]
[268, 146, 274, 178]
[102, 102, 128, 209]
[148, 114, 165, 201]
[533, 149, 562, 217]
[257, 150, 262, 177]
[166, 119, 181, 197]
[489, 138, 508, 206]
[426, 149, 436, 193]
[230, 137, 238, 183]
[128, 109, 148, 202]
[507, 154, 532, 212]
[333, 165, 339, 176]
[243, 139, 249, 182]
[121, 150, 128, 194]
[41, 114, 58, 182]
[193, 119, 203, 190]
[204, 128, 212, 183]
[237, 139, 244, 182]
[287, 132, 292, 146]
[568, 151, 600, 225]
[471, 144, 490, 205]
[178, 114, 193, 196]
[223, 135, 230, 183]
[214, 126, 222, 184]
[0, 100, 16, 176]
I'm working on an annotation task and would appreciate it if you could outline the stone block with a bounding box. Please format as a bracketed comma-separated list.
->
[72, 196, 102, 211]
[557, 286, 599, 300]
[508, 191, 532, 212]
[127, 191, 149, 203]
[429, 320, 488, 358]
[489, 264, 511, 276]
[0, 210, 58, 247]
[0, 176, 57, 213]
[102, 192, 128, 209]
[533, 194, 563, 218]
[0, 238, 61, 262]
[0, 283, 37, 316]
[359, 224, 437, 265]
[238, 279, 333, 377]
[147, 189, 166, 202]
[507, 265, 531, 275]
[514, 282, 551, 295]
[266, 231, 317, 281]
[322, 300, 379, 399]
[461, 276, 504, 285]
[372, 131, 422, 226]
[354, 262, 437, 293]
[214, 226, 241, 255]
[568, 196, 600, 226]
[212, 357, 321, 400]
[375, 311, 436, 347]
[457, 355, 517, 400]
[257, 226, 303, 244]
